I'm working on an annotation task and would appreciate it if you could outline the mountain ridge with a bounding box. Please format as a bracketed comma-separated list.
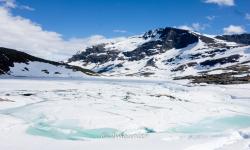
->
[68, 27, 250, 84]
[0, 47, 97, 77]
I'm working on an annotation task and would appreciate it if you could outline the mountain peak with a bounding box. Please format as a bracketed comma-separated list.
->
[143, 27, 192, 39]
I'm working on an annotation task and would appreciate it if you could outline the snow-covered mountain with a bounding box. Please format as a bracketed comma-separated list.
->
[0, 47, 97, 77]
[68, 27, 250, 84]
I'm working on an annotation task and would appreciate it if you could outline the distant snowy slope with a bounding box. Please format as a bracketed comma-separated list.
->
[0, 47, 97, 77]
[68, 27, 250, 84]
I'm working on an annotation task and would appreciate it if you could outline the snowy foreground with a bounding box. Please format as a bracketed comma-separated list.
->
[0, 77, 250, 150]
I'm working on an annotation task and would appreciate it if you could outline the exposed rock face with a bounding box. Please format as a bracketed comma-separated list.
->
[189, 49, 227, 60]
[0, 47, 97, 76]
[124, 28, 199, 61]
[172, 62, 198, 72]
[123, 41, 164, 61]
[175, 74, 250, 85]
[200, 54, 241, 67]
[197, 34, 215, 44]
[68, 44, 120, 64]
[142, 28, 199, 49]
[145, 58, 157, 68]
[155, 27, 199, 49]
[96, 63, 125, 74]
[216, 34, 250, 45]
[174, 62, 250, 85]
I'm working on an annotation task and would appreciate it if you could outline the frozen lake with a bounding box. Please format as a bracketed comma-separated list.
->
[0, 77, 250, 150]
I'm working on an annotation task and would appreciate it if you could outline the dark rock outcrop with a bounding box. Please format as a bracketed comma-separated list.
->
[189, 49, 227, 60]
[175, 63, 250, 85]
[68, 44, 119, 64]
[124, 27, 199, 61]
[200, 54, 241, 67]
[155, 27, 199, 49]
[145, 58, 157, 68]
[175, 74, 250, 85]
[216, 34, 250, 45]
[198, 34, 215, 44]
[172, 62, 198, 72]
[123, 41, 163, 61]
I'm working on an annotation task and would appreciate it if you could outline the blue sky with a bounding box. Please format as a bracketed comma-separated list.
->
[11, 0, 250, 38]
[0, 0, 249, 60]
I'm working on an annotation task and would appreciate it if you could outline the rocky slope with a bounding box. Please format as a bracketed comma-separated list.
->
[216, 34, 250, 45]
[0, 47, 97, 77]
[68, 27, 250, 84]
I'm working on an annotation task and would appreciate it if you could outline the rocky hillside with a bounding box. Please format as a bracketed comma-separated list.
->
[0, 47, 97, 77]
[216, 34, 250, 45]
[68, 27, 250, 84]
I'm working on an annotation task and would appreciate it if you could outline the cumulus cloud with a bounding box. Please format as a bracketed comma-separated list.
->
[0, 7, 125, 60]
[178, 23, 208, 32]
[204, 0, 235, 6]
[223, 25, 246, 34]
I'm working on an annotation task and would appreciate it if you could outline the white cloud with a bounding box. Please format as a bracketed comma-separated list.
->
[204, 0, 235, 6]
[113, 29, 127, 33]
[192, 23, 207, 31]
[178, 25, 193, 31]
[0, 0, 34, 11]
[206, 16, 216, 21]
[223, 25, 246, 34]
[19, 5, 34, 11]
[0, 0, 16, 8]
[178, 23, 208, 32]
[0, 7, 125, 60]
[246, 13, 250, 20]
